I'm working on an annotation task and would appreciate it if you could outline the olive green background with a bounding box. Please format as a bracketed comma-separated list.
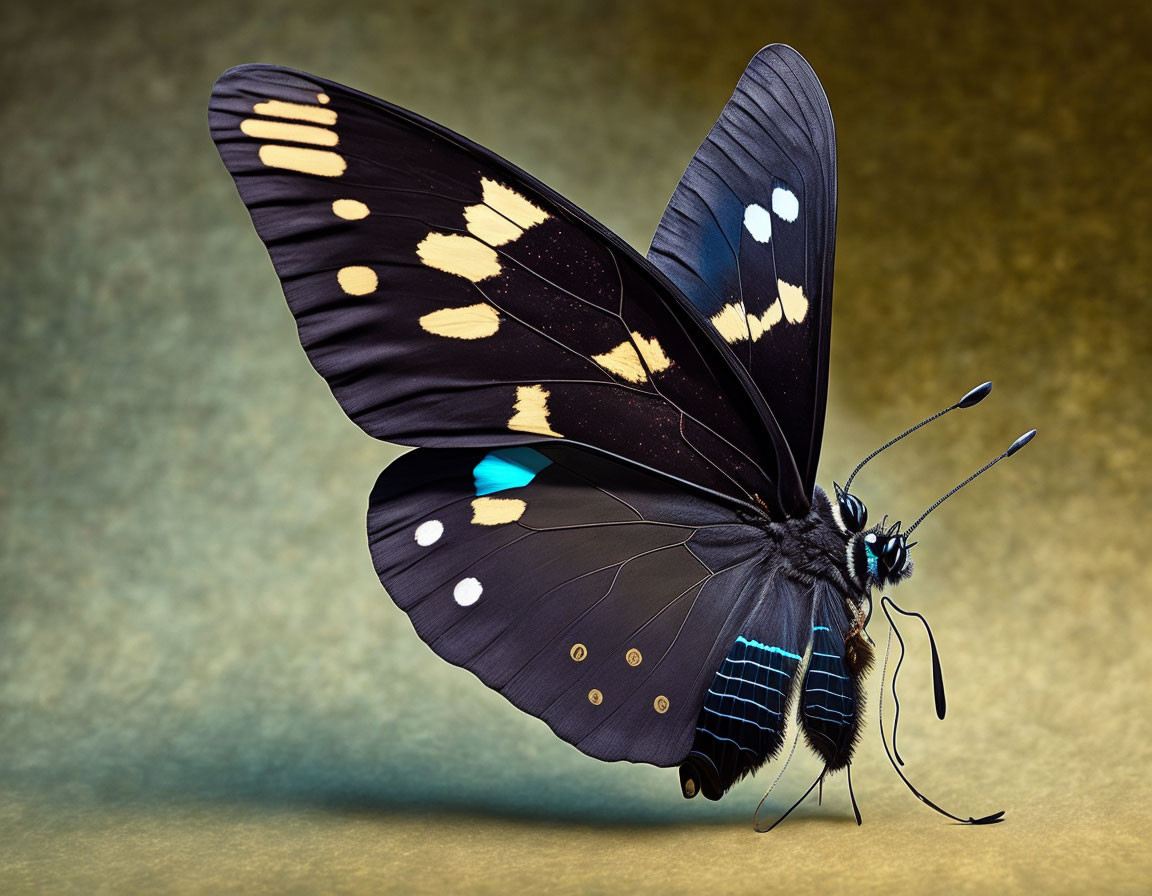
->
[2, 0, 1150, 892]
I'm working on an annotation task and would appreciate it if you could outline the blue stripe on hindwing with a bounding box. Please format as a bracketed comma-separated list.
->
[681, 635, 800, 799]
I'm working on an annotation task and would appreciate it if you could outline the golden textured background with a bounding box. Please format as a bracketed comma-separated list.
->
[2, 1, 1150, 892]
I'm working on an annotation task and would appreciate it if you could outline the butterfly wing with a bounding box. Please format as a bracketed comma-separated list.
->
[798, 581, 868, 770]
[648, 44, 837, 500]
[209, 64, 807, 517]
[369, 444, 771, 765]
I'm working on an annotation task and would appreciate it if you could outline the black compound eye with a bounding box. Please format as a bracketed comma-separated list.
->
[836, 488, 868, 534]
[879, 535, 908, 575]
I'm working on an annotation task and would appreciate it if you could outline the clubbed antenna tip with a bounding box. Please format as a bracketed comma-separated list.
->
[1006, 429, 1037, 457]
[956, 381, 993, 409]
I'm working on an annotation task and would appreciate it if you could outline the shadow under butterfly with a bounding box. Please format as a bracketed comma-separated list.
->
[208, 45, 1035, 830]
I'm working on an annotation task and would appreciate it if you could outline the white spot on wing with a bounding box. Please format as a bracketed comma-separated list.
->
[772, 187, 799, 222]
[415, 520, 443, 546]
[743, 203, 772, 242]
[454, 577, 483, 606]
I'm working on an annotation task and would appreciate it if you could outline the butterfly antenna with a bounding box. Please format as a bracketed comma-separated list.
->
[842, 382, 992, 493]
[904, 429, 1037, 536]
[753, 729, 800, 832]
[754, 767, 827, 833]
[881, 614, 907, 766]
[878, 597, 1005, 826]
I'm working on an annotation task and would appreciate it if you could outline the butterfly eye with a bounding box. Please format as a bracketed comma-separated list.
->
[878, 535, 908, 577]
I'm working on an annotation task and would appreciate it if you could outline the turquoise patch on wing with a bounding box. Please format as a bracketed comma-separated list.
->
[473, 447, 552, 496]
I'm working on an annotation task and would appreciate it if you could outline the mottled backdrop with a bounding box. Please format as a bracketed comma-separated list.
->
[2, 1, 1149, 892]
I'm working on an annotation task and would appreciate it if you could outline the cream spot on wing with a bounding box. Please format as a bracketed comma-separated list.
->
[332, 199, 369, 220]
[470, 497, 527, 525]
[419, 303, 500, 339]
[258, 145, 346, 177]
[778, 279, 808, 323]
[317, 93, 330, 104]
[414, 520, 443, 546]
[416, 233, 501, 281]
[772, 186, 799, 222]
[240, 119, 337, 146]
[710, 303, 750, 344]
[481, 178, 549, 228]
[710, 301, 785, 343]
[592, 332, 671, 383]
[464, 204, 524, 246]
[743, 203, 772, 242]
[750, 301, 783, 339]
[252, 99, 337, 125]
[509, 385, 561, 437]
[337, 265, 377, 295]
[453, 577, 483, 606]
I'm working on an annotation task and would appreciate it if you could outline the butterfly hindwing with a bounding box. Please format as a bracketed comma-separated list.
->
[649, 44, 836, 502]
[209, 64, 806, 517]
[368, 444, 774, 765]
[679, 606, 806, 800]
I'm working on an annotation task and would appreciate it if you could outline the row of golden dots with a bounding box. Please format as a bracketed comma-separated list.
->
[571, 644, 670, 714]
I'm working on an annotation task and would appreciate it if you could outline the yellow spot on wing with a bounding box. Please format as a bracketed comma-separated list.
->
[710, 301, 785, 344]
[337, 266, 377, 295]
[240, 119, 337, 146]
[258, 145, 346, 177]
[419, 303, 500, 339]
[710, 303, 750, 343]
[509, 385, 561, 437]
[750, 301, 783, 339]
[252, 99, 337, 125]
[332, 199, 369, 220]
[481, 178, 549, 228]
[470, 497, 527, 525]
[778, 279, 809, 323]
[317, 93, 330, 104]
[416, 233, 501, 282]
[592, 332, 671, 383]
[464, 204, 523, 246]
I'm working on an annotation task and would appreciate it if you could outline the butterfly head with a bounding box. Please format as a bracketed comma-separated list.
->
[850, 520, 914, 590]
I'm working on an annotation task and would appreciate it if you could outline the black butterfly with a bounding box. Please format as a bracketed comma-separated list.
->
[209, 45, 1033, 828]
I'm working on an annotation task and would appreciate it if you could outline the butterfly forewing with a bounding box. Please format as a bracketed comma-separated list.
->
[649, 44, 836, 502]
[209, 64, 801, 516]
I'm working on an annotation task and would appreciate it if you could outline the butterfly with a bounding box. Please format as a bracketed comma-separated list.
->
[209, 44, 1033, 828]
